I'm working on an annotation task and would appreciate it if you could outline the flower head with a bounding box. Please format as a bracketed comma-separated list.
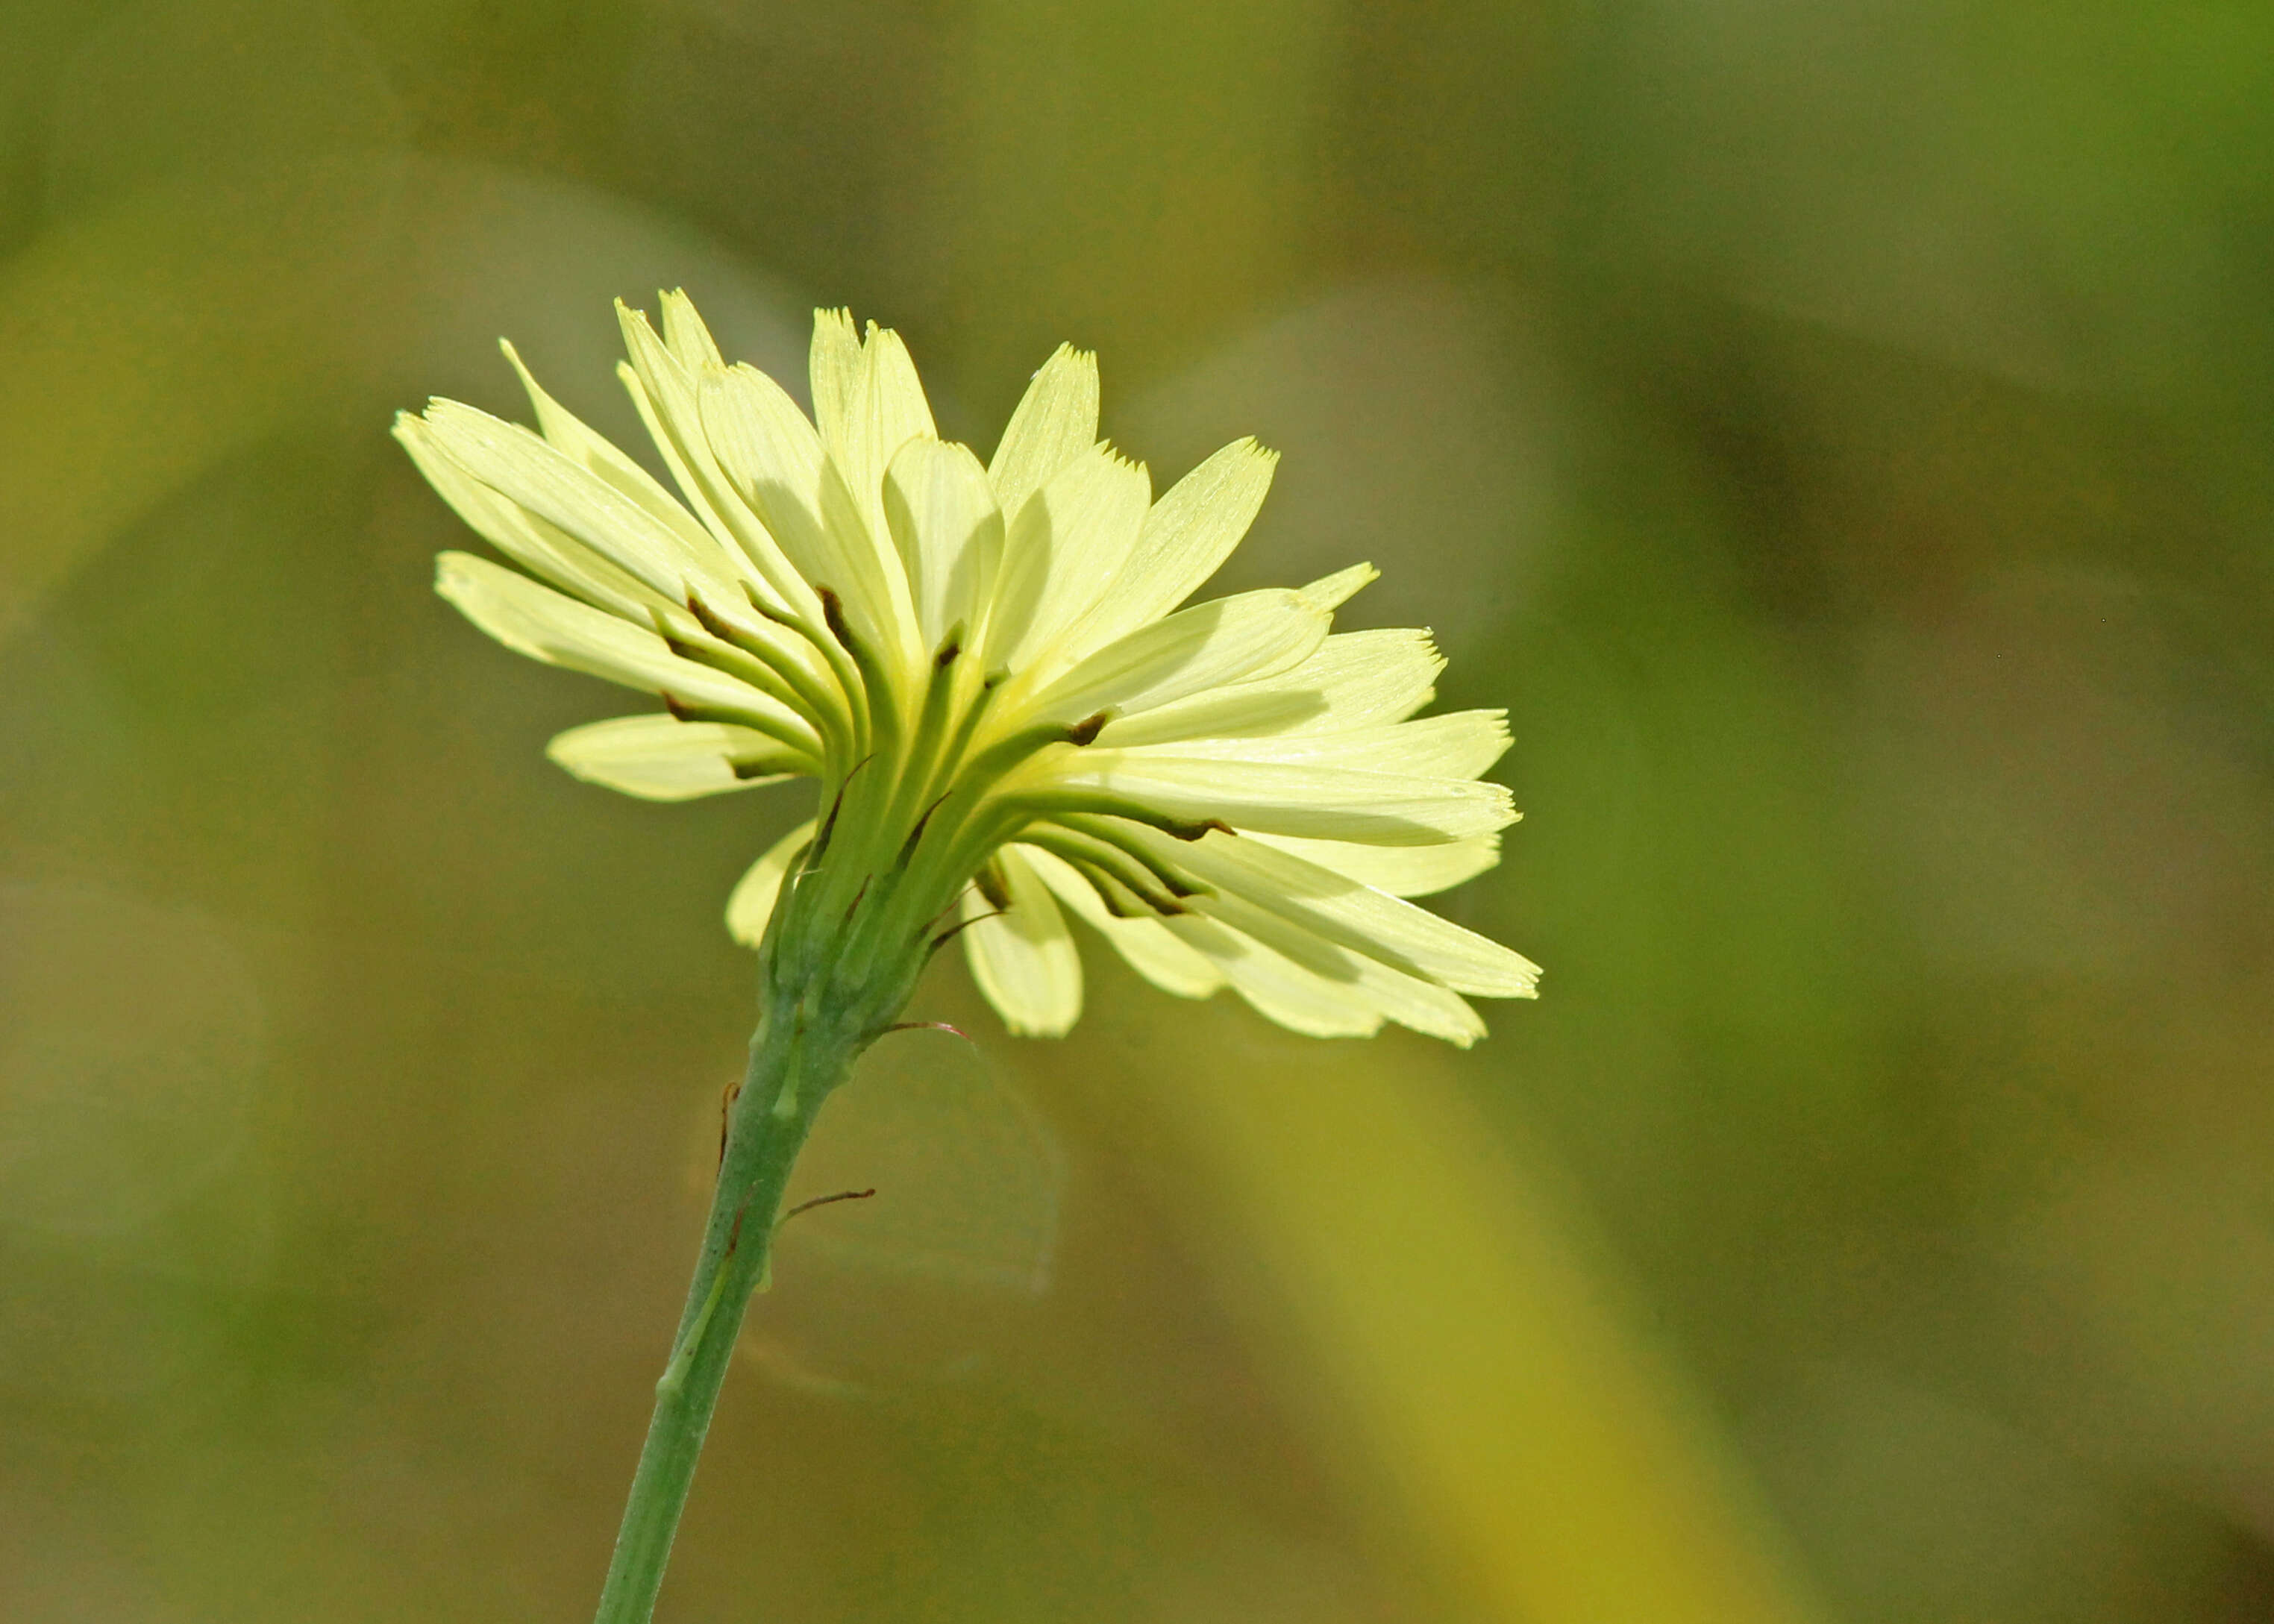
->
[396, 294, 1538, 1044]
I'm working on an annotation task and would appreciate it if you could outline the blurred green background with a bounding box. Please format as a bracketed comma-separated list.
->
[5, 1, 2274, 1620]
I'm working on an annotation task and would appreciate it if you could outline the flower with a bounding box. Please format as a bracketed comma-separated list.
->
[395, 294, 1538, 1044]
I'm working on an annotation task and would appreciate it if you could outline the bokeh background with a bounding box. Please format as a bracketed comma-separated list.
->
[5, 1, 2274, 1620]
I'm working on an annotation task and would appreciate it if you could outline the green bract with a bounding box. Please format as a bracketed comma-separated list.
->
[397, 295, 1537, 1043]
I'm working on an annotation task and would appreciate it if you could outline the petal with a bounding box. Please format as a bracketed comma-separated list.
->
[1030, 821, 1483, 1039]
[1162, 913, 1382, 1038]
[545, 713, 801, 800]
[1128, 826, 1541, 999]
[1021, 843, 1227, 998]
[986, 342, 1100, 523]
[809, 310, 936, 551]
[1022, 753, 1518, 844]
[434, 552, 821, 751]
[698, 366, 908, 650]
[498, 339, 712, 554]
[1115, 711, 1512, 780]
[1095, 627, 1444, 747]
[614, 301, 712, 487]
[396, 413, 663, 621]
[883, 436, 1005, 649]
[692, 362, 830, 568]
[1299, 562, 1378, 612]
[1247, 831, 1501, 897]
[417, 398, 744, 605]
[615, 304, 821, 621]
[987, 445, 1151, 672]
[1186, 884, 1488, 1046]
[814, 452, 926, 671]
[1021, 588, 1329, 727]
[857, 327, 939, 488]
[1068, 437, 1277, 655]
[960, 847, 1083, 1037]
[806, 308, 865, 465]
[659, 288, 724, 371]
[726, 818, 818, 948]
[843, 325, 938, 653]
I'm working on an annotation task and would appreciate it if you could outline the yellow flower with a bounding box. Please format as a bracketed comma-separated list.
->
[395, 294, 1538, 1044]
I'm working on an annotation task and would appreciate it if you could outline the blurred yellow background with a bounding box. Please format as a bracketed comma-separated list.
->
[5, 1, 2274, 1620]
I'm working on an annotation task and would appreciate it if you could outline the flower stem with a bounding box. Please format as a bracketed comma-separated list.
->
[589, 1009, 851, 1624]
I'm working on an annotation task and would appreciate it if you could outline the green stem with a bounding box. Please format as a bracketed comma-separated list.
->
[589, 1009, 852, 1624]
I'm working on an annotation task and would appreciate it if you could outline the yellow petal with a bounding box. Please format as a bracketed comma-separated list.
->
[1133, 827, 1541, 1000]
[1248, 831, 1501, 897]
[697, 363, 915, 665]
[987, 444, 1150, 672]
[1299, 561, 1378, 612]
[1163, 913, 1382, 1038]
[856, 326, 938, 485]
[1189, 885, 1488, 1047]
[813, 449, 925, 671]
[659, 288, 724, 371]
[726, 818, 818, 947]
[434, 552, 819, 754]
[986, 342, 1101, 524]
[882, 436, 1003, 650]
[809, 311, 936, 576]
[690, 362, 827, 558]
[1118, 710, 1512, 780]
[546, 713, 798, 800]
[499, 339, 710, 556]
[1096, 627, 1444, 747]
[1027, 753, 1517, 844]
[395, 413, 661, 622]
[613, 302, 818, 619]
[1021, 843, 1227, 999]
[1023, 587, 1329, 727]
[1070, 436, 1277, 655]
[418, 398, 743, 605]
[613, 301, 712, 486]
[806, 308, 865, 464]
[960, 846, 1083, 1037]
